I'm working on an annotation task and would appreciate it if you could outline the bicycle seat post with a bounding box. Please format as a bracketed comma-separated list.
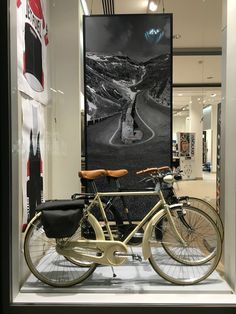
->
[106, 169, 133, 225]
[114, 177, 121, 191]
[91, 180, 98, 194]
[113, 177, 132, 225]
[79, 169, 106, 196]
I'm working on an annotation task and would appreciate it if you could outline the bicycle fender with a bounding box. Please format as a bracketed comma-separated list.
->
[142, 209, 165, 260]
[23, 211, 42, 240]
[87, 212, 105, 240]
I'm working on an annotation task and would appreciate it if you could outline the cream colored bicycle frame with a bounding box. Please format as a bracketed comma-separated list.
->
[56, 189, 187, 266]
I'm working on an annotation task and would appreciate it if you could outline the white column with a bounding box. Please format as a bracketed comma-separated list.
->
[211, 104, 217, 173]
[221, 0, 236, 292]
[189, 96, 203, 179]
[185, 116, 190, 132]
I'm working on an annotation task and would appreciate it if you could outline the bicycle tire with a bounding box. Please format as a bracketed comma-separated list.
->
[24, 213, 98, 287]
[149, 207, 222, 285]
[186, 197, 224, 241]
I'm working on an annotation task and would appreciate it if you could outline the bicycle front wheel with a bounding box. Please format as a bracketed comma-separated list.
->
[149, 208, 222, 285]
[24, 213, 97, 287]
[161, 206, 220, 265]
[187, 197, 224, 241]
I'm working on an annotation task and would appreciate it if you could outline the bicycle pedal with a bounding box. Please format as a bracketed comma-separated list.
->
[132, 254, 142, 262]
[114, 251, 142, 262]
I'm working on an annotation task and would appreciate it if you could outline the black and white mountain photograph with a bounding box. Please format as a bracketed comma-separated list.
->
[84, 14, 172, 218]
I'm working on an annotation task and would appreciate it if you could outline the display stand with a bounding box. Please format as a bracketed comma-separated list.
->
[179, 157, 196, 180]
[20, 255, 232, 295]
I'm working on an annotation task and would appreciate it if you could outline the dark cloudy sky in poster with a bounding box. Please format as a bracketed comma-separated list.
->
[85, 14, 171, 61]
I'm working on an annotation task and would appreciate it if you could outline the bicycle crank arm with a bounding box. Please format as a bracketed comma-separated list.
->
[56, 240, 128, 266]
[114, 251, 142, 262]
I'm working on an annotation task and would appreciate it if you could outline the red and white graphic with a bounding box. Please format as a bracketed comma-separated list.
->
[22, 98, 45, 230]
[17, 0, 50, 104]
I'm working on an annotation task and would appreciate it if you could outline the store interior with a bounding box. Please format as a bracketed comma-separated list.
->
[10, 0, 236, 306]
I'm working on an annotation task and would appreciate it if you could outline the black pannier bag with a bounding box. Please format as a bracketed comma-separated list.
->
[36, 199, 84, 238]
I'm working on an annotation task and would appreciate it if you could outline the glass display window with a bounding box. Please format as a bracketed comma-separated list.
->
[2, 0, 236, 313]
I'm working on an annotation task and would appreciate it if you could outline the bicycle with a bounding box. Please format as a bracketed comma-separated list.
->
[23, 168, 222, 287]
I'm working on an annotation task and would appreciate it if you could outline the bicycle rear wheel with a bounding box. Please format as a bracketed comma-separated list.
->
[149, 208, 222, 285]
[24, 213, 97, 287]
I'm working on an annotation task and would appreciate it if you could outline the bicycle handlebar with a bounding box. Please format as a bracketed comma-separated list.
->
[136, 166, 183, 184]
[136, 166, 171, 176]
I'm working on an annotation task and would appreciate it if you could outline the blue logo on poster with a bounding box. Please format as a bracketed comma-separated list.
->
[145, 28, 164, 44]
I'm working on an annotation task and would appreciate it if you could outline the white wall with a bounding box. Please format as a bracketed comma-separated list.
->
[172, 115, 187, 141]
[48, 0, 81, 198]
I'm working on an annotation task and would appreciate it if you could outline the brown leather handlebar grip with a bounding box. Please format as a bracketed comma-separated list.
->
[157, 166, 172, 171]
[136, 166, 171, 175]
[136, 167, 159, 175]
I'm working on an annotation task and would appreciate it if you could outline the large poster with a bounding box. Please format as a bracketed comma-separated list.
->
[22, 98, 45, 229]
[84, 14, 172, 219]
[17, 0, 50, 105]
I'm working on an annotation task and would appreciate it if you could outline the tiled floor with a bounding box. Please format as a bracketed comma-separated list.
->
[175, 172, 217, 208]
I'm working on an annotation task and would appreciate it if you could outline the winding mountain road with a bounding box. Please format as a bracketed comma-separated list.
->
[87, 89, 170, 154]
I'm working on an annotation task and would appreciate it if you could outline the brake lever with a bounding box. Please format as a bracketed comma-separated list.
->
[138, 177, 154, 183]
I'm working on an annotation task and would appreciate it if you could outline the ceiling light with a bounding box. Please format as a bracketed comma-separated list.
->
[178, 93, 183, 96]
[148, 0, 158, 12]
[211, 93, 217, 97]
[81, 0, 90, 15]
